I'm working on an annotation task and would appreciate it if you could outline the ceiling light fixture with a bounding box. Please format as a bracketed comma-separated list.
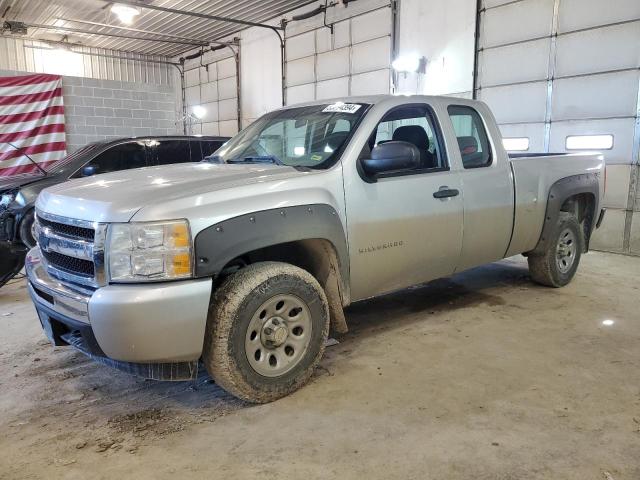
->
[391, 54, 426, 74]
[111, 4, 141, 25]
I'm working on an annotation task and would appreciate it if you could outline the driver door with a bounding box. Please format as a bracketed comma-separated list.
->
[343, 104, 464, 301]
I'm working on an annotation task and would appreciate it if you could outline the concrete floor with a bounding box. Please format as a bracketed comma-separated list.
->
[0, 252, 639, 479]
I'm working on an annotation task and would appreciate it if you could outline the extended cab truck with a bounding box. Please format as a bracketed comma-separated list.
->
[25, 95, 606, 403]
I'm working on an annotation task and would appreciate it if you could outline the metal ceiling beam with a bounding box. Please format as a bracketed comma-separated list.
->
[21, 21, 208, 46]
[58, 17, 217, 45]
[110, 0, 285, 31]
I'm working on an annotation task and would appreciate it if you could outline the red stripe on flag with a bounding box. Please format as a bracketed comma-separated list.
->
[0, 123, 66, 143]
[0, 142, 67, 162]
[0, 74, 61, 88]
[0, 105, 65, 125]
[0, 159, 61, 177]
[0, 87, 62, 106]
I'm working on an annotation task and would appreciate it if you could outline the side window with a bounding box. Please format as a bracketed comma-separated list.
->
[199, 140, 226, 159]
[79, 142, 146, 176]
[149, 140, 191, 165]
[369, 105, 445, 170]
[189, 140, 204, 162]
[447, 105, 492, 168]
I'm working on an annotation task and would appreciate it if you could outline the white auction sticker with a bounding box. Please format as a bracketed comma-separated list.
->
[322, 103, 362, 114]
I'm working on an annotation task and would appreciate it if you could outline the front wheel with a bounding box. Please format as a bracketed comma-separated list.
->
[19, 209, 37, 249]
[203, 262, 330, 403]
[528, 211, 583, 287]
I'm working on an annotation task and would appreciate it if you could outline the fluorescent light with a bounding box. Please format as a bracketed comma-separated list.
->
[293, 146, 305, 156]
[502, 137, 529, 151]
[566, 134, 613, 150]
[191, 105, 206, 119]
[111, 4, 141, 25]
[602, 319, 615, 326]
[392, 54, 423, 73]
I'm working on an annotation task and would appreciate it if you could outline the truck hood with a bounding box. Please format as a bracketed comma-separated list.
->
[36, 162, 307, 223]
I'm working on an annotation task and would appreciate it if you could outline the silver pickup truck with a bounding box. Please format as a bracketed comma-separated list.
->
[25, 95, 606, 402]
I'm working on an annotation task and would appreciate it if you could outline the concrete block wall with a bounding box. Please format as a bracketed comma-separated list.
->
[0, 69, 179, 153]
[60, 76, 178, 152]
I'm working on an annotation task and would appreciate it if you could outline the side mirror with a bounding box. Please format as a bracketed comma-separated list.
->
[360, 141, 420, 177]
[81, 165, 96, 177]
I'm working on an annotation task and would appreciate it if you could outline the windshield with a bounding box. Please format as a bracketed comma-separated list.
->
[210, 103, 369, 169]
[44, 144, 101, 176]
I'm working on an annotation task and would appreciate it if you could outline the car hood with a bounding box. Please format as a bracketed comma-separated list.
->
[0, 173, 46, 192]
[36, 162, 309, 223]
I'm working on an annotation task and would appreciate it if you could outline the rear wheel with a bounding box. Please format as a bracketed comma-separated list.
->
[203, 262, 330, 403]
[528, 211, 583, 287]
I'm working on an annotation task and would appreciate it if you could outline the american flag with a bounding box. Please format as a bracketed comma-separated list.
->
[0, 73, 67, 177]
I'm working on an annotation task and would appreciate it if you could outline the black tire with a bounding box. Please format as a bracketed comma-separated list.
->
[528, 211, 583, 287]
[203, 261, 330, 403]
[19, 209, 36, 249]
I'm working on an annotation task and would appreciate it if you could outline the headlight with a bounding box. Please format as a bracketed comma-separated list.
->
[1, 192, 16, 208]
[106, 220, 193, 282]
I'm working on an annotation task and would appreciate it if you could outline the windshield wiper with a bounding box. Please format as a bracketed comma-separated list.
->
[226, 156, 284, 166]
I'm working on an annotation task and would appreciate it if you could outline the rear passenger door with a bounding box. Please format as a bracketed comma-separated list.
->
[445, 104, 514, 271]
[147, 139, 191, 166]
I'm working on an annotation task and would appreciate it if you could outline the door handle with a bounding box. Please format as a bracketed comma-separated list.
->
[433, 187, 460, 199]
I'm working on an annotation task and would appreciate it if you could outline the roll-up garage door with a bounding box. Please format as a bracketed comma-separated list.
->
[183, 52, 240, 137]
[477, 0, 639, 161]
[285, 2, 393, 105]
[476, 0, 640, 253]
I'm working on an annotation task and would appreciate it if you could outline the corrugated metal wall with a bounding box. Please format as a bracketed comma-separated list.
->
[0, 36, 174, 85]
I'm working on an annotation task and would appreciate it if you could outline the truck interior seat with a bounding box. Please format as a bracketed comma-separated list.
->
[392, 125, 437, 169]
[457, 136, 486, 167]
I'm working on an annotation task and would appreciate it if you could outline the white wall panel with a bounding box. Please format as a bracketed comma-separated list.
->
[218, 76, 237, 101]
[217, 57, 237, 79]
[351, 69, 390, 96]
[549, 118, 636, 164]
[351, 37, 391, 74]
[481, 0, 555, 48]
[478, 38, 550, 87]
[287, 83, 315, 105]
[185, 85, 199, 106]
[557, 0, 640, 33]
[498, 123, 546, 152]
[184, 68, 200, 87]
[218, 98, 238, 121]
[286, 31, 316, 61]
[316, 77, 349, 100]
[316, 47, 350, 81]
[286, 57, 315, 87]
[555, 22, 640, 77]
[479, 82, 548, 123]
[201, 122, 220, 136]
[552, 70, 639, 120]
[201, 81, 218, 103]
[284, 5, 392, 104]
[199, 101, 219, 122]
[351, 8, 391, 43]
[219, 120, 238, 136]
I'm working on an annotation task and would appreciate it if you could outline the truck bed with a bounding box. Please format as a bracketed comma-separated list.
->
[505, 152, 605, 257]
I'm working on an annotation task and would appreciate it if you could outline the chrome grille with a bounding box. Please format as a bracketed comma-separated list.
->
[37, 215, 94, 241]
[35, 210, 107, 288]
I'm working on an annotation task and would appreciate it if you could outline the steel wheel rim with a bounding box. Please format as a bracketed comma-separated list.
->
[556, 228, 576, 274]
[245, 293, 313, 378]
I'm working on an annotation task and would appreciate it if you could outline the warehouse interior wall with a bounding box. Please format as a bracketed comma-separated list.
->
[0, 68, 177, 153]
[396, 0, 476, 97]
[0, 36, 179, 153]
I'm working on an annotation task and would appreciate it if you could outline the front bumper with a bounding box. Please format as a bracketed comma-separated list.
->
[25, 247, 212, 379]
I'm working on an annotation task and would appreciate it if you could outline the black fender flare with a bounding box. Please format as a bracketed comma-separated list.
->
[531, 173, 599, 255]
[193, 204, 349, 289]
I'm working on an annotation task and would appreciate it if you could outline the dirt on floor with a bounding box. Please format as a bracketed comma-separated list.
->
[0, 253, 639, 479]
